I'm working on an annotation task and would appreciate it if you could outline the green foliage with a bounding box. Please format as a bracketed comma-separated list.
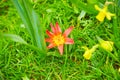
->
[1, 33, 27, 44]
[11, 0, 46, 54]
[0, 0, 120, 80]
[70, 0, 98, 14]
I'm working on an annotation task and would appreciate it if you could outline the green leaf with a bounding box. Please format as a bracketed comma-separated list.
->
[118, 0, 120, 8]
[2, 33, 27, 44]
[87, 0, 98, 4]
[1, 33, 45, 54]
[11, 0, 47, 54]
[78, 10, 86, 20]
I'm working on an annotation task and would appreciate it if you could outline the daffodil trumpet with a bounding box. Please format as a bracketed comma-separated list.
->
[94, 1, 115, 22]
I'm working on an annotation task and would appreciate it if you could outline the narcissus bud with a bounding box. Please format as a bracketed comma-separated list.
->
[82, 44, 98, 60]
[97, 36, 114, 52]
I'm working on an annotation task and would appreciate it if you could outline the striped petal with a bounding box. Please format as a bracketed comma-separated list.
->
[65, 38, 74, 44]
[58, 44, 64, 55]
[50, 23, 56, 33]
[46, 30, 54, 37]
[63, 26, 74, 37]
[45, 38, 52, 42]
[47, 43, 55, 49]
[55, 22, 62, 33]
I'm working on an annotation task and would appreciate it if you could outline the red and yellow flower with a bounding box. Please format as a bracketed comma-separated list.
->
[45, 22, 74, 55]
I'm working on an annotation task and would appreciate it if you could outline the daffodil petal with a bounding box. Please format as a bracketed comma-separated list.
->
[94, 5, 102, 11]
[96, 12, 106, 22]
[95, 3, 115, 21]
[83, 50, 92, 60]
[103, 6, 107, 12]
[82, 46, 89, 50]
[100, 41, 114, 52]
[83, 44, 98, 60]
[106, 14, 111, 20]
[106, 12, 115, 20]
[118, 68, 120, 72]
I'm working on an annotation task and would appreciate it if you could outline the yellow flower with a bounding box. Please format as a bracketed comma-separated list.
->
[97, 36, 114, 52]
[82, 44, 98, 60]
[100, 40, 114, 52]
[118, 68, 120, 72]
[94, 3, 115, 22]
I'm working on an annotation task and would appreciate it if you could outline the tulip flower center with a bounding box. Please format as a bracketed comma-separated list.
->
[52, 34, 65, 46]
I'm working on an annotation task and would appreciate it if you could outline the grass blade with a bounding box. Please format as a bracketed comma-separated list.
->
[2, 33, 27, 44]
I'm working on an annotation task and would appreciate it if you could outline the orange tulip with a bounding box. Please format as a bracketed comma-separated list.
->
[45, 22, 74, 55]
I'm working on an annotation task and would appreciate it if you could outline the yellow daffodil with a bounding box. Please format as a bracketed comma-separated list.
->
[82, 44, 98, 60]
[97, 36, 114, 52]
[94, 2, 115, 22]
[100, 40, 114, 52]
[118, 68, 120, 72]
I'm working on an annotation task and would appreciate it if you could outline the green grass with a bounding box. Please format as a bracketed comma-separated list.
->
[0, 0, 120, 80]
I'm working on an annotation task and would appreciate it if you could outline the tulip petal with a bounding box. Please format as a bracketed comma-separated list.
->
[45, 38, 52, 42]
[47, 43, 55, 49]
[58, 44, 64, 55]
[50, 23, 56, 33]
[46, 30, 54, 37]
[63, 26, 74, 37]
[55, 22, 62, 33]
[65, 38, 74, 44]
